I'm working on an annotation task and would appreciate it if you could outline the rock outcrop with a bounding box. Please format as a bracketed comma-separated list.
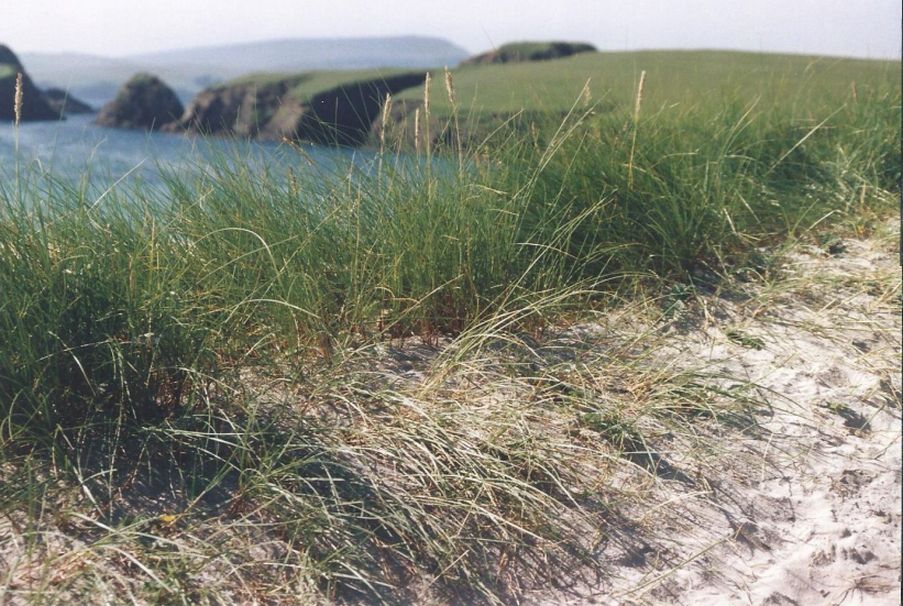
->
[43, 87, 94, 117]
[0, 44, 57, 121]
[299, 73, 427, 145]
[462, 41, 596, 66]
[171, 72, 427, 146]
[165, 76, 307, 139]
[95, 73, 183, 130]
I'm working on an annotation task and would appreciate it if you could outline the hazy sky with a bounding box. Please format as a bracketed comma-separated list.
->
[2, 0, 900, 59]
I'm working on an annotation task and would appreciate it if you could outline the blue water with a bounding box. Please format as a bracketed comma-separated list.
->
[0, 114, 370, 188]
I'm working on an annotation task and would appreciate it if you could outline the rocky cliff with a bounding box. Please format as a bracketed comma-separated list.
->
[95, 73, 183, 130]
[165, 76, 307, 139]
[171, 71, 427, 146]
[0, 44, 57, 121]
[462, 41, 597, 66]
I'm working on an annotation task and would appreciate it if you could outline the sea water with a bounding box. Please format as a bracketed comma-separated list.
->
[0, 114, 368, 189]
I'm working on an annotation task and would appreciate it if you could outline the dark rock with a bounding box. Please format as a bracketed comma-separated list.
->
[95, 73, 183, 130]
[298, 73, 427, 146]
[0, 44, 58, 121]
[166, 76, 308, 139]
[171, 72, 427, 147]
[43, 87, 94, 117]
[462, 41, 597, 66]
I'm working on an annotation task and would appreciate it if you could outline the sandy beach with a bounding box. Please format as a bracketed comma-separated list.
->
[526, 219, 902, 605]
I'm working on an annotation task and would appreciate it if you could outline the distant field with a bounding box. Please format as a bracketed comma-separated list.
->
[397, 49, 901, 116]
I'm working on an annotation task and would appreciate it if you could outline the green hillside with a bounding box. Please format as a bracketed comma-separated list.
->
[400, 50, 901, 116]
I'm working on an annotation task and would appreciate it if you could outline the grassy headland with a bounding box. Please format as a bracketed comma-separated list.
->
[0, 49, 900, 604]
[412, 50, 900, 115]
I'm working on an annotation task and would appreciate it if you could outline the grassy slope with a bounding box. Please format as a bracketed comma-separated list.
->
[399, 50, 900, 115]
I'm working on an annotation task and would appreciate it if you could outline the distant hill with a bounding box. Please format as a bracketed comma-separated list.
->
[21, 37, 469, 108]
[130, 36, 468, 72]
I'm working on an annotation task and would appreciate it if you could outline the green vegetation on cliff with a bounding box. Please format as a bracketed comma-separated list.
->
[223, 67, 418, 98]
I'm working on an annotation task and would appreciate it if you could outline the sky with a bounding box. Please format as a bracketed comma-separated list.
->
[2, 0, 900, 59]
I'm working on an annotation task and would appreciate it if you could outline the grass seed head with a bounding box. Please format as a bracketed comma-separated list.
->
[581, 79, 592, 107]
[414, 106, 421, 153]
[444, 66, 457, 108]
[379, 93, 392, 148]
[14, 72, 23, 127]
[634, 70, 647, 122]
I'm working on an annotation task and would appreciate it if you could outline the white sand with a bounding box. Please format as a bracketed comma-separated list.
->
[529, 222, 901, 605]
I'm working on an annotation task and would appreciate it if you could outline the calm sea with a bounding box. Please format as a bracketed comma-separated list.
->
[0, 114, 369, 189]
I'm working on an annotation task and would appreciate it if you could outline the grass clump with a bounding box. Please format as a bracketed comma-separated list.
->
[0, 187, 215, 436]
